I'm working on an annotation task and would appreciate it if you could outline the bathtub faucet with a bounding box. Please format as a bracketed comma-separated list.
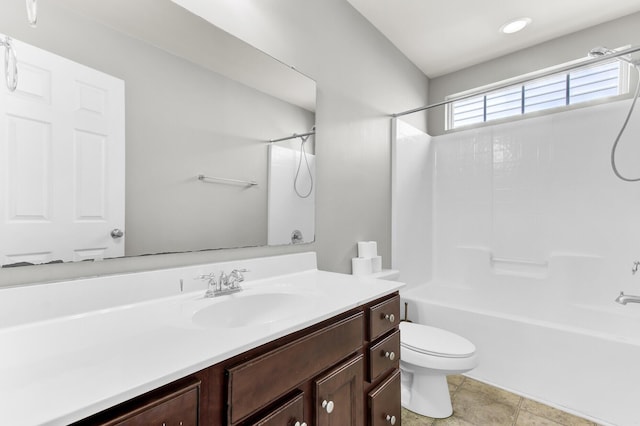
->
[615, 291, 640, 305]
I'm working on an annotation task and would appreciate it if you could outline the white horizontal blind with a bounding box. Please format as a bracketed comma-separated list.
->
[449, 60, 624, 130]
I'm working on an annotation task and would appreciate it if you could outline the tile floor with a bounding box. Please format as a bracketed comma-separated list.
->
[401, 375, 600, 426]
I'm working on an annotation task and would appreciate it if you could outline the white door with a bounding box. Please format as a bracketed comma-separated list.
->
[0, 35, 125, 266]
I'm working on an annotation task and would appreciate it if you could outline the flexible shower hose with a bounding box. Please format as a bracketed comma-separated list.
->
[611, 64, 640, 182]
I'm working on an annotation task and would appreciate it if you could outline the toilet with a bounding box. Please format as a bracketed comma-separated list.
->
[399, 321, 478, 418]
[373, 269, 478, 419]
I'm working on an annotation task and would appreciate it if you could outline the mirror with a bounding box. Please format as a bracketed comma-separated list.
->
[0, 0, 316, 267]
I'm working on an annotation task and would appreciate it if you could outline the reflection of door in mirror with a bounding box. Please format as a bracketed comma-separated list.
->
[0, 35, 125, 266]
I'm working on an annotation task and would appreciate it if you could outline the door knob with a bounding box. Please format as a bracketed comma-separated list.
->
[110, 228, 124, 238]
[321, 399, 334, 413]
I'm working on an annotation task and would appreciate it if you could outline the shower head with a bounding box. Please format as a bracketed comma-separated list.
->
[588, 46, 639, 66]
[588, 46, 615, 57]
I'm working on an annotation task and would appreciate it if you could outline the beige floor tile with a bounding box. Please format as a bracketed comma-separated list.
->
[451, 388, 518, 426]
[402, 407, 435, 425]
[516, 410, 564, 426]
[447, 375, 466, 387]
[457, 378, 521, 408]
[432, 415, 477, 426]
[520, 399, 594, 426]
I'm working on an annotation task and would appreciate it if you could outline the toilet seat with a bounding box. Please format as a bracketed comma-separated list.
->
[400, 322, 475, 358]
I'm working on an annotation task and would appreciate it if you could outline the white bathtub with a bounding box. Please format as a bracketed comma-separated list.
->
[401, 281, 640, 426]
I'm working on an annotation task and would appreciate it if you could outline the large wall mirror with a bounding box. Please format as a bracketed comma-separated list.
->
[0, 0, 316, 267]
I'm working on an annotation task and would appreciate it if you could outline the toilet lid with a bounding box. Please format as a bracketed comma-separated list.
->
[400, 322, 476, 358]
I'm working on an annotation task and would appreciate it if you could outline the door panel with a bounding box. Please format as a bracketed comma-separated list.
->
[0, 34, 125, 265]
[315, 355, 364, 426]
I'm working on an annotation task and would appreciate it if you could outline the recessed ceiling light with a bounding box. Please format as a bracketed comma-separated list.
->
[500, 17, 532, 34]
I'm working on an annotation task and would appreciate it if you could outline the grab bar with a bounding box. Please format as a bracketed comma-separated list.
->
[491, 257, 548, 267]
[197, 174, 258, 187]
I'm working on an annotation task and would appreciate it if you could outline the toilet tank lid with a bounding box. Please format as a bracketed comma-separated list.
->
[400, 321, 476, 358]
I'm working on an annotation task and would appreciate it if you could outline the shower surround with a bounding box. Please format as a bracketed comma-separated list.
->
[393, 98, 640, 425]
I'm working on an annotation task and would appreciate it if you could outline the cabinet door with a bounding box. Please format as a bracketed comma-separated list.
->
[368, 370, 401, 426]
[247, 392, 305, 426]
[315, 355, 364, 426]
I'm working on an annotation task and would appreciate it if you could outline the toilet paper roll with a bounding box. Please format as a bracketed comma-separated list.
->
[371, 256, 382, 273]
[357, 241, 378, 258]
[352, 257, 373, 276]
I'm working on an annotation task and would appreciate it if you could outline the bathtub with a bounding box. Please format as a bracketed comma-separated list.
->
[401, 280, 640, 426]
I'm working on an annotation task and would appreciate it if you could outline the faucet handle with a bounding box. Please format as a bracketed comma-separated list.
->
[196, 272, 216, 282]
[219, 271, 229, 287]
[230, 268, 249, 281]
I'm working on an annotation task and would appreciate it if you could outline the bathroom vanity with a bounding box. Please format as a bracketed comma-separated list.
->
[0, 252, 402, 425]
[73, 292, 400, 425]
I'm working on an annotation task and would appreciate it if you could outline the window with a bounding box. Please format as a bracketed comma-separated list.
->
[448, 60, 627, 130]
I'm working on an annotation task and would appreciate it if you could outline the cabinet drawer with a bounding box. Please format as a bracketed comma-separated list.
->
[97, 381, 200, 426]
[368, 369, 401, 426]
[368, 329, 400, 382]
[228, 312, 364, 424]
[368, 295, 400, 341]
[246, 392, 305, 426]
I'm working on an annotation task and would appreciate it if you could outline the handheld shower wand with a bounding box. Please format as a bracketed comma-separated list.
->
[588, 46, 640, 182]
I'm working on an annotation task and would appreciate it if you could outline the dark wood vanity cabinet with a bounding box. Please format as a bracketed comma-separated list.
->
[72, 378, 201, 426]
[75, 292, 400, 426]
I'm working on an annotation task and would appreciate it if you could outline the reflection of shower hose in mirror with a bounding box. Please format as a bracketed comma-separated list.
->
[611, 65, 640, 182]
[294, 133, 314, 198]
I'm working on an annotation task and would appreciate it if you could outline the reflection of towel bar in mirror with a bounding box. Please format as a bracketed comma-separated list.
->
[197, 174, 258, 187]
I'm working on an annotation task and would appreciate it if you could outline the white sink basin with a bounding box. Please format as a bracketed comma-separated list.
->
[191, 292, 316, 328]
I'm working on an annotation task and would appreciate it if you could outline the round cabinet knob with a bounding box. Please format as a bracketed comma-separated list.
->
[322, 399, 335, 414]
[384, 313, 395, 323]
[294, 422, 308, 426]
[386, 414, 397, 425]
[110, 228, 124, 239]
[384, 351, 396, 361]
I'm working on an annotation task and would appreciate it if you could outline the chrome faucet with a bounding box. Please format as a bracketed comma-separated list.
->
[198, 269, 249, 298]
[615, 291, 640, 305]
[197, 273, 218, 298]
[228, 268, 248, 288]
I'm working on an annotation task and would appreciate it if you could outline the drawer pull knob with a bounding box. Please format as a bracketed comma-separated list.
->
[384, 313, 395, 323]
[294, 422, 308, 426]
[322, 399, 335, 413]
[386, 414, 397, 425]
[384, 351, 396, 360]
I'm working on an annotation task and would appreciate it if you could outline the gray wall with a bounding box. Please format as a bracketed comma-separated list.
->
[0, 0, 429, 286]
[428, 12, 640, 136]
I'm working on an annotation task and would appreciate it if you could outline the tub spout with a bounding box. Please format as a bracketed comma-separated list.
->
[615, 291, 640, 305]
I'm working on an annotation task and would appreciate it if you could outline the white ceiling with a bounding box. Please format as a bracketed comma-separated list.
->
[345, 0, 640, 78]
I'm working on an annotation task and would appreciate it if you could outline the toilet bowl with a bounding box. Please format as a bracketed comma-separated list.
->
[399, 321, 478, 418]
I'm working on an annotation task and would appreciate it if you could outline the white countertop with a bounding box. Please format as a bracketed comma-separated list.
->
[0, 253, 403, 425]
